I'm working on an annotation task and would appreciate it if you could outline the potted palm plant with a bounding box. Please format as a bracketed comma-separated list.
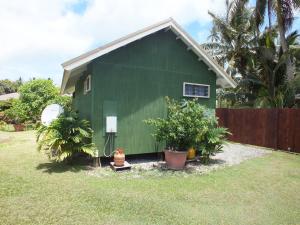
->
[145, 97, 208, 170]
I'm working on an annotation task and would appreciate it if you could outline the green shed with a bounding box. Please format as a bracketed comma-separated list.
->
[60, 18, 236, 160]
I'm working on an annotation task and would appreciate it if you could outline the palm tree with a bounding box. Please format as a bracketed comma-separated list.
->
[207, 0, 300, 108]
[204, 0, 260, 107]
[252, 30, 300, 107]
[255, 0, 300, 81]
[203, 0, 257, 78]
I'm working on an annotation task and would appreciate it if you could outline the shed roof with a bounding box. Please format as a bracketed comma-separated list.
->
[0, 92, 20, 101]
[60, 18, 237, 94]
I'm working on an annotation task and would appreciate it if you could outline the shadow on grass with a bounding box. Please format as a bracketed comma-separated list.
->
[36, 157, 93, 174]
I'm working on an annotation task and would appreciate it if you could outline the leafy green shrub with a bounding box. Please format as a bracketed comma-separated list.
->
[200, 113, 229, 163]
[145, 97, 207, 151]
[5, 79, 66, 124]
[145, 97, 230, 162]
[48, 95, 72, 111]
[4, 99, 29, 124]
[36, 110, 95, 162]
[0, 120, 7, 130]
[4, 79, 72, 125]
[0, 120, 14, 132]
[0, 99, 13, 111]
[0, 78, 22, 95]
[18, 79, 58, 122]
[0, 99, 14, 124]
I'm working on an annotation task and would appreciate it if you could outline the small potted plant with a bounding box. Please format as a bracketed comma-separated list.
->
[11, 112, 27, 132]
[11, 116, 26, 132]
[13, 123, 25, 132]
[145, 97, 208, 170]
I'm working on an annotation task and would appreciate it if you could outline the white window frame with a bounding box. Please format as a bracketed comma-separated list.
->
[84, 75, 91, 94]
[183, 82, 210, 98]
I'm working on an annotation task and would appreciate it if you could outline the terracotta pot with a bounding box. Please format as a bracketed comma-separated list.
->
[164, 150, 187, 170]
[187, 147, 196, 160]
[114, 148, 125, 167]
[13, 124, 25, 132]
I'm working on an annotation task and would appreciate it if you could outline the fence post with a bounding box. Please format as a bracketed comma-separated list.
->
[275, 109, 279, 151]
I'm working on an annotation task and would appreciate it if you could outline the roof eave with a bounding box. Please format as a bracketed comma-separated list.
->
[60, 70, 70, 94]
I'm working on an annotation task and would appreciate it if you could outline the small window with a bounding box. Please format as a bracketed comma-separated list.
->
[183, 82, 210, 98]
[84, 75, 91, 94]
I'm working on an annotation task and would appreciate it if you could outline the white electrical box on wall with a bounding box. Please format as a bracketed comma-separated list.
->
[106, 116, 117, 133]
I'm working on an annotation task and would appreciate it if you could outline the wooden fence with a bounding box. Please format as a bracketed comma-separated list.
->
[216, 108, 300, 153]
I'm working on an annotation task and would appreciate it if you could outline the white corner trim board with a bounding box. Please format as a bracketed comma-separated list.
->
[60, 18, 236, 94]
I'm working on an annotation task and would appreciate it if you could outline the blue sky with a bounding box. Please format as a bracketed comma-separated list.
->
[0, 0, 299, 86]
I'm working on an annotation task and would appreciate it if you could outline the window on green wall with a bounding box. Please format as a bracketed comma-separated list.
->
[183, 82, 210, 98]
[84, 75, 91, 94]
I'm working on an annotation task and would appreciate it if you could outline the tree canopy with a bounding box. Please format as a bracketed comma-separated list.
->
[205, 0, 300, 108]
[0, 78, 22, 95]
[5, 79, 70, 123]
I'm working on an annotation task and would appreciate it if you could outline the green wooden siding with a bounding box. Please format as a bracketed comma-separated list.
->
[73, 30, 216, 156]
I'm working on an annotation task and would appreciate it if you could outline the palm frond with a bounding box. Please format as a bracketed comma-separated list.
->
[36, 110, 95, 162]
[255, 0, 268, 28]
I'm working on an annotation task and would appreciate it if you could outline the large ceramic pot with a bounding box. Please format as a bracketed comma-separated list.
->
[164, 150, 187, 170]
[13, 124, 25, 132]
[114, 148, 125, 167]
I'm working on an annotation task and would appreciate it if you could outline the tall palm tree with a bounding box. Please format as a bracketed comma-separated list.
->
[255, 0, 300, 81]
[203, 0, 256, 77]
[204, 0, 261, 107]
[207, 0, 300, 108]
[253, 30, 300, 107]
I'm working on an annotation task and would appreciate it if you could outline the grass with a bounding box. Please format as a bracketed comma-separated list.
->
[0, 131, 299, 225]
[0, 123, 35, 132]
[0, 123, 15, 132]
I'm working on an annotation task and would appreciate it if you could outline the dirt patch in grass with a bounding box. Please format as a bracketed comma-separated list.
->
[0, 137, 12, 144]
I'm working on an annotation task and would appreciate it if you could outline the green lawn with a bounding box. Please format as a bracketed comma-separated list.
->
[0, 131, 299, 225]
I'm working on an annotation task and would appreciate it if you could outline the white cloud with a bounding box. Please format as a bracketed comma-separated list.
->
[0, 0, 226, 85]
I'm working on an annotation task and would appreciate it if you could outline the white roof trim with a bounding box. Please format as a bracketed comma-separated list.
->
[61, 18, 236, 94]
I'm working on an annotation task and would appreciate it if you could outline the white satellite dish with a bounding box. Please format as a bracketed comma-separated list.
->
[41, 104, 64, 126]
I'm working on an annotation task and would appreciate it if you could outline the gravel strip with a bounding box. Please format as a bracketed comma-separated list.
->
[184, 142, 271, 174]
[87, 142, 271, 178]
[213, 142, 271, 165]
